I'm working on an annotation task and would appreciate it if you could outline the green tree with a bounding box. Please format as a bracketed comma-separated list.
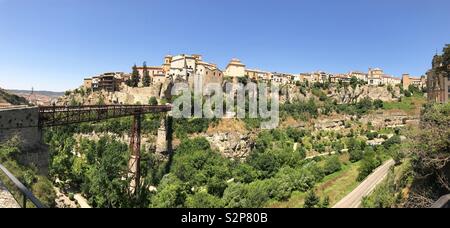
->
[357, 150, 381, 181]
[303, 190, 320, 208]
[148, 96, 158, 105]
[350, 76, 358, 89]
[130, 64, 140, 87]
[366, 131, 379, 140]
[320, 195, 330, 208]
[185, 191, 224, 208]
[373, 99, 384, 109]
[383, 135, 401, 149]
[83, 137, 131, 208]
[151, 174, 186, 208]
[323, 155, 342, 175]
[142, 61, 151, 87]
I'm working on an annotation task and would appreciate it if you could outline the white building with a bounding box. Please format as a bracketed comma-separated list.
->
[349, 71, 368, 81]
[382, 75, 401, 86]
[271, 73, 291, 84]
[165, 54, 222, 87]
[368, 68, 384, 86]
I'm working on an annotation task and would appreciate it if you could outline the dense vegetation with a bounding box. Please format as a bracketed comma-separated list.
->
[406, 103, 450, 207]
[0, 136, 55, 207]
[362, 102, 450, 208]
[42, 113, 402, 208]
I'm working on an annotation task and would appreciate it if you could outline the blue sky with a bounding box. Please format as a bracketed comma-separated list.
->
[0, 0, 449, 91]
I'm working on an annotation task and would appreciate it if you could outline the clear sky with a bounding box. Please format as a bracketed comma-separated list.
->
[0, 0, 449, 91]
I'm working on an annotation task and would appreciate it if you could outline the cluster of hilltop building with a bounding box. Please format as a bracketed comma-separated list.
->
[82, 54, 427, 93]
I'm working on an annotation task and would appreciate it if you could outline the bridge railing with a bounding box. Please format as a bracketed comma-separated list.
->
[0, 164, 45, 208]
[38, 104, 172, 127]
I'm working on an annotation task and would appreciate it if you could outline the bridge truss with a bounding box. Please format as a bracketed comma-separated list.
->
[38, 104, 172, 193]
[38, 105, 171, 127]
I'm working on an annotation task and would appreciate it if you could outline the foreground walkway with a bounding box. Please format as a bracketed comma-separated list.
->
[0, 180, 20, 208]
[333, 159, 395, 208]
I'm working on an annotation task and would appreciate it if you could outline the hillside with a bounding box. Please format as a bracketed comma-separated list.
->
[7, 90, 64, 106]
[0, 88, 30, 107]
[8, 89, 64, 98]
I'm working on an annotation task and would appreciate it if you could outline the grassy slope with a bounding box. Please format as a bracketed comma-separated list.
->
[383, 94, 426, 115]
[267, 161, 361, 208]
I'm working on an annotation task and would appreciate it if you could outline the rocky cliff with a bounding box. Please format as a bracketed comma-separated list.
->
[57, 81, 173, 106]
[279, 84, 401, 104]
[329, 85, 401, 104]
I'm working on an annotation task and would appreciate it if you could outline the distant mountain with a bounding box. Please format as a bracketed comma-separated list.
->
[7, 90, 64, 98]
[6, 89, 64, 106]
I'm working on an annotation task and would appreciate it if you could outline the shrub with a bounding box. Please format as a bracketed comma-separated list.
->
[366, 131, 379, 140]
[383, 135, 401, 149]
[69, 193, 75, 201]
[322, 156, 342, 175]
[374, 99, 384, 109]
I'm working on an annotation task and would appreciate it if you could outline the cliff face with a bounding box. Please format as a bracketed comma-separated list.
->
[200, 119, 255, 160]
[329, 85, 401, 104]
[57, 82, 173, 105]
[279, 84, 401, 104]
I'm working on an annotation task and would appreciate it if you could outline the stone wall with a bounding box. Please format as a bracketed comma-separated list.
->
[0, 107, 48, 173]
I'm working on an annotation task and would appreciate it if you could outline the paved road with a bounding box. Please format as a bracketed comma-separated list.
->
[333, 159, 395, 208]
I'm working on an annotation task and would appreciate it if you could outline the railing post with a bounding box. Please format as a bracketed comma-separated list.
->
[23, 194, 27, 208]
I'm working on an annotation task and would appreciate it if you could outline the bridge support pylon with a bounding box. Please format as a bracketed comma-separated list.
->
[156, 114, 173, 157]
[128, 113, 141, 194]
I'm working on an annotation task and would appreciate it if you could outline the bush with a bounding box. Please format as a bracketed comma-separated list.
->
[222, 182, 270, 208]
[366, 131, 379, 140]
[403, 90, 412, 97]
[383, 135, 401, 149]
[148, 97, 158, 105]
[374, 99, 384, 109]
[322, 156, 342, 175]
[68, 193, 75, 201]
[357, 150, 382, 181]
[185, 191, 224, 208]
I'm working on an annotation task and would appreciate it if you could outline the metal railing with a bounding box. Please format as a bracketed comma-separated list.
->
[0, 164, 45, 208]
[431, 194, 450, 208]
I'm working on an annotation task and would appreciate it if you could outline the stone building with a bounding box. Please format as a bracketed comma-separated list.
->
[164, 54, 222, 88]
[224, 58, 246, 78]
[427, 52, 450, 103]
[349, 71, 368, 81]
[330, 74, 351, 83]
[271, 73, 291, 84]
[402, 74, 426, 89]
[382, 75, 401, 86]
[245, 69, 272, 82]
[136, 66, 166, 85]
